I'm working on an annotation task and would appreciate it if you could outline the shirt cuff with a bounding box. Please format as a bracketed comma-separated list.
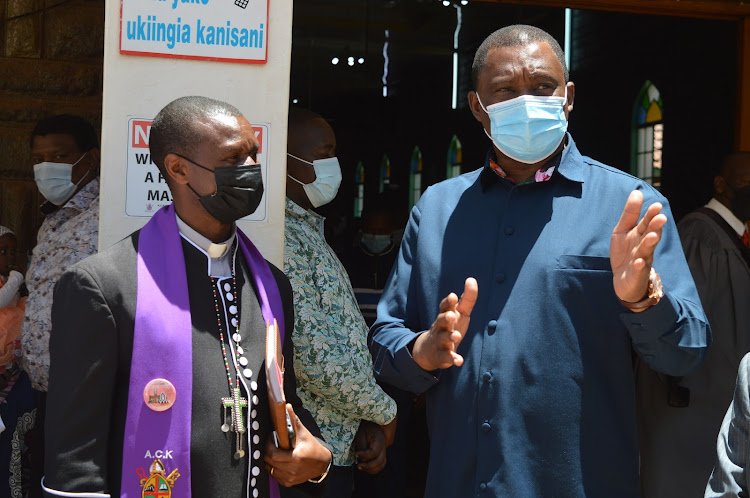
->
[619, 292, 680, 342]
[397, 332, 440, 393]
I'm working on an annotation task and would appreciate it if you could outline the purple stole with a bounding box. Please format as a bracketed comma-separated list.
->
[121, 205, 284, 498]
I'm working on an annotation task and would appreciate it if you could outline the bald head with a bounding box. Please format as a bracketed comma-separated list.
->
[288, 107, 323, 133]
[286, 108, 337, 210]
[150, 96, 243, 180]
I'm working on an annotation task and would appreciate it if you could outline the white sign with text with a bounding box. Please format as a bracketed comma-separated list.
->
[125, 117, 270, 222]
[120, 0, 268, 63]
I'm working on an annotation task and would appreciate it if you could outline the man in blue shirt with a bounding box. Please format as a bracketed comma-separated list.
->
[369, 25, 710, 497]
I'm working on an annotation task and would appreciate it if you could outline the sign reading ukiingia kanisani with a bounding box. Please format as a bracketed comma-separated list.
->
[120, 0, 268, 63]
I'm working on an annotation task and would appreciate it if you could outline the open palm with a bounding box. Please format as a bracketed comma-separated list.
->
[610, 190, 667, 303]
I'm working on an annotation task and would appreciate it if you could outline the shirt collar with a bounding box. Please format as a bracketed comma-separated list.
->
[706, 198, 747, 237]
[554, 134, 587, 183]
[286, 197, 326, 233]
[175, 213, 237, 278]
[62, 177, 100, 212]
[480, 133, 585, 192]
[175, 214, 236, 258]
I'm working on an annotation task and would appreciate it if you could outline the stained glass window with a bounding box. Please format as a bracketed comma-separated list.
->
[409, 146, 422, 208]
[379, 154, 391, 194]
[446, 135, 462, 179]
[631, 81, 664, 188]
[354, 160, 364, 218]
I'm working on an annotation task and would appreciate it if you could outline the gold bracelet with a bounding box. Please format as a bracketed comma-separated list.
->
[308, 454, 333, 484]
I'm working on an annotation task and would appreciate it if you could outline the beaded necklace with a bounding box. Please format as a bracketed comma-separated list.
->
[210, 254, 251, 461]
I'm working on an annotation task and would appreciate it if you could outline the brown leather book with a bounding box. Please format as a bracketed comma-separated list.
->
[265, 319, 295, 449]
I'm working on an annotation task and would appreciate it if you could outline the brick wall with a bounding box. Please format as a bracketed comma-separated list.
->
[0, 0, 104, 269]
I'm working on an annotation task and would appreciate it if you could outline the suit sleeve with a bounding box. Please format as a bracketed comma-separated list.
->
[43, 266, 117, 497]
[620, 191, 711, 376]
[271, 264, 322, 441]
[706, 353, 750, 497]
[273, 265, 329, 497]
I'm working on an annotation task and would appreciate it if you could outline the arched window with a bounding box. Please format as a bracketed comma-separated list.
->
[409, 146, 422, 208]
[631, 81, 664, 188]
[446, 135, 462, 179]
[353, 160, 364, 218]
[379, 154, 391, 194]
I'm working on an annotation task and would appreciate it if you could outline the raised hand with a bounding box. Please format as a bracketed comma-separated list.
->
[264, 404, 332, 487]
[412, 277, 478, 371]
[610, 190, 667, 304]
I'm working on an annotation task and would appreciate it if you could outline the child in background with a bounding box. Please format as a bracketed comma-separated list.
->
[0, 226, 24, 375]
[0, 225, 39, 495]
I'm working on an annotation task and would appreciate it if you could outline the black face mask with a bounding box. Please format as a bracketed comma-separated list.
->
[731, 184, 750, 223]
[176, 153, 264, 224]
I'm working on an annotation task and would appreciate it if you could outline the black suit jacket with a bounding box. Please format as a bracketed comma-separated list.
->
[44, 231, 323, 497]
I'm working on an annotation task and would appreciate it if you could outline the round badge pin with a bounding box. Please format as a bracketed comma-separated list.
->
[143, 378, 177, 412]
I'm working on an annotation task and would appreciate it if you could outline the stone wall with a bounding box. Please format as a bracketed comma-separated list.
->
[0, 0, 104, 269]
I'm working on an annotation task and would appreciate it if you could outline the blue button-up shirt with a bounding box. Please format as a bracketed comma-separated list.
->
[369, 136, 710, 497]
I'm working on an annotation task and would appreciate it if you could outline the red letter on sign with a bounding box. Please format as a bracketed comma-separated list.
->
[132, 120, 153, 149]
[253, 126, 263, 154]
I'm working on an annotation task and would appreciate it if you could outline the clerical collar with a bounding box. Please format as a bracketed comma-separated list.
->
[706, 198, 746, 237]
[175, 214, 236, 277]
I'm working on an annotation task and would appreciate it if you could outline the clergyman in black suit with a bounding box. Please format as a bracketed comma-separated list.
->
[42, 96, 333, 497]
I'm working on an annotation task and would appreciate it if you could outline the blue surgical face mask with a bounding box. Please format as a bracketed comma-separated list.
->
[361, 233, 393, 255]
[33, 152, 90, 206]
[477, 89, 568, 164]
[287, 154, 342, 208]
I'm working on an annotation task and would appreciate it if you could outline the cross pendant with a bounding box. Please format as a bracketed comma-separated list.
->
[221, 387, 248, 433]
[221, 388, 249, 459]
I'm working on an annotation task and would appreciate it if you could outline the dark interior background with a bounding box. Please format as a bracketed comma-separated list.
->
[289, 0, 737, 241]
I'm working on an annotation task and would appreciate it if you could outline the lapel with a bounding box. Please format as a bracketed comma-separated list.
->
[237, 252, 267, 393]
[697, 207, 750, 268]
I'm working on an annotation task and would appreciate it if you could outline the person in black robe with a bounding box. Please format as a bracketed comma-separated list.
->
[638, 151, 750, 497]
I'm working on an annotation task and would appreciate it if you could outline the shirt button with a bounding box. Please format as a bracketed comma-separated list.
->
[479, 482, 487, 491]
[488, 320, 497, 330]
[482, 371, 492, 382]
[495, 273, 505, 283]
[481, 422, 491, 433]
[504, 226, 514, 235]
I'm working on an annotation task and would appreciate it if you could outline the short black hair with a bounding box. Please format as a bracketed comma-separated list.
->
[30, 114, 99, 151]
[149, 96, 243, 176]
[471, 24, 568, 90]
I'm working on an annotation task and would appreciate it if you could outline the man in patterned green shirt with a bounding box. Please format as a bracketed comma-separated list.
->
[283, 108, 398, 497]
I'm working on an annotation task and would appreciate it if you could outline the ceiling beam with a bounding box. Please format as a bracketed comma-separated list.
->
[471, 0, 750, 21]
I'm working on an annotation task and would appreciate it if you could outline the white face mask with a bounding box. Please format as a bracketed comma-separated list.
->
[287, 154, 342, 208]
[33, 152, 89, 206]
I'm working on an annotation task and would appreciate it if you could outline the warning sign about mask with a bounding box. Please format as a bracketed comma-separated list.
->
[125, 117, 270, 222]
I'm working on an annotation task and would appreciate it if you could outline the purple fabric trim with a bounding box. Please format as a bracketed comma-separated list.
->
[236, 230, 285, 344]
[123, 205, 285, 498]
[123, 205, 192, 497]
[236, 229, 284, 498]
